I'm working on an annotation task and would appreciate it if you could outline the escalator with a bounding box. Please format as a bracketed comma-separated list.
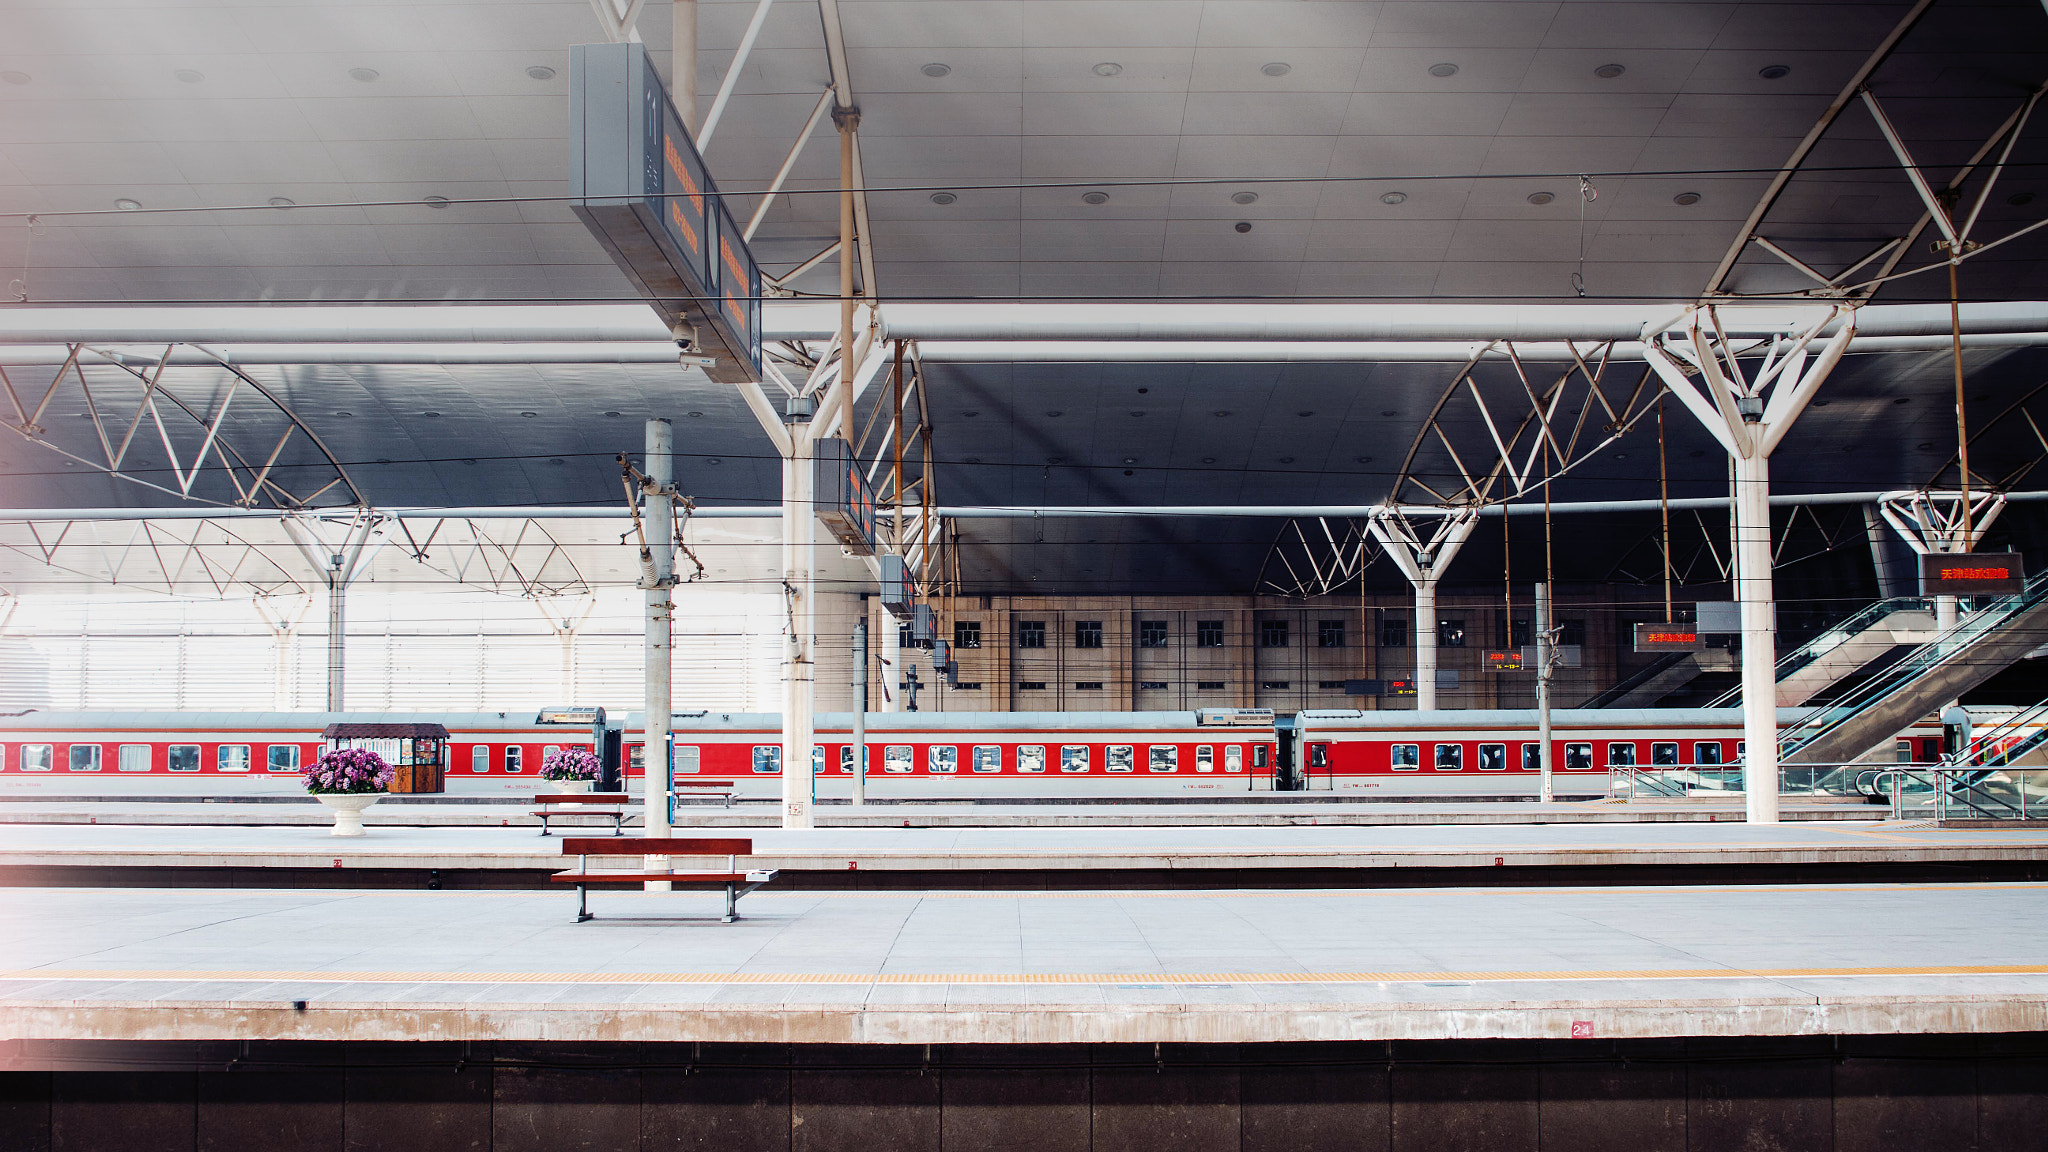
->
[1706, 597, 1938, 708]
[1782, 571, 2048, 770]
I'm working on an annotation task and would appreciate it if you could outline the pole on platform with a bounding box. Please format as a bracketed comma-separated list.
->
[852, 618, 867, 806]
[1535, 581, 1554, 804]
[780, 437, 818, 828]
[1414, 581, 1438, 710]
[643, 419, 675, 888]
[326, 568, 347, 711]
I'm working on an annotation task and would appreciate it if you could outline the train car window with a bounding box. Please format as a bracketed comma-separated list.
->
[1895, 738, 1913, 763]
[164, 745, 196, 772]
[838, 746, 860, 774]
[1564, 743, 1592, 770]
[1735, 742, 1746, 762]
[1106, 745, 1135, 773]
[1307, 743, 1329, 768]
[973, 746, 1002, 773]
[119, 744, 152, 772]
[1018, 745, 1046, 773]
[630, 745, 646, 774]
[66, 744, 101, 772]
[1253, 744, 1271, 769]
[543, 745, 561, 762]
[1148, 746, 1178, 773]
[752, 746, 781, 774]
[505, 746, 524, 773]
[1196, 745, 1214, 772]
[1434, 744, 1464, 771]
[470, 745, 490, 773]
[217, 745, 249, 773]
[267, 745, 300, 773]
[21, 744, 52, 772]
[1478, 744, 1506, 771]
[1060, 745, 1090, 773]
[812, 746, 826, 775]
[1652, 742, 1679, 766]
[1608, 743, 1636, 768]
[1696, 742, 1723, 766]
[1390, 744, 1419, 771]
[1522, 743, 1540, 771]
[885, 745, 914, 773]
[1224, 745, 1243, 773]
[929, 746, 958, 774]
[676, 745, 702, 775]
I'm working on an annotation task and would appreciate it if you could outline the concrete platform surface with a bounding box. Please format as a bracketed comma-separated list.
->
[0, 819, 2044, 874]
[2, 881, 2045, 1044]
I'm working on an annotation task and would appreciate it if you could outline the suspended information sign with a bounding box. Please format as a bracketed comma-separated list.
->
[568, 42, 761, 383]
[1633, 624, 1705, 653]
[1919, 552, 2025, 596]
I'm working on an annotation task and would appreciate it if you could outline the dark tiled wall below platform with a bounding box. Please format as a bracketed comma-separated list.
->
[3, 1035, 2047, 1152]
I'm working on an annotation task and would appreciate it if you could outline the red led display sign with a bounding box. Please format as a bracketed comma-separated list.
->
[1484, 650, 1524, 670]
[1633, 623, 1705, 652]
[1919, 552, 2025, 596]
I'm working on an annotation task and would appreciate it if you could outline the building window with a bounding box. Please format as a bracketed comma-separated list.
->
[1075, 681, 1104, 690]
[898, 624, 914, 648]
[1259, 680, 1290, 690]
[1558, 619, 1586, 646]
[1317, 680, 1345, 690]
[1196, 620, 1224, 648]
[1074, 620, 1103, 648]
[1197, 680, 1225, 690]
[1381, 619, 1408, 647]
[1138, 620, 1168, 648]
[1504, 618, 1532, 647]
[1439, 619, 1466, 648]
[953, 620, 982, 648]
[953, 682, 982, 690]
[1318, 620, 1345, 648]
[1018, 620, 1046, 648]
[1139, 681, 1168, 690]
[1259, 619, 1289, 648]
[1019, 681, 1046, 690]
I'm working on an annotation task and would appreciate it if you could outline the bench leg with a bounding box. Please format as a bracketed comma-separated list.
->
[723, 882, 737, 923]
[538, 816, 551, 837]
[612, 813, 623, 836]
[576, 884, 593, 923]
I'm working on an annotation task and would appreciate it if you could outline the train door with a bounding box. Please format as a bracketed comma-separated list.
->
[1276, 731, 1299, 790]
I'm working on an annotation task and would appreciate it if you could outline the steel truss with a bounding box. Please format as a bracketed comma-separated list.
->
[0, 344, 362, 511]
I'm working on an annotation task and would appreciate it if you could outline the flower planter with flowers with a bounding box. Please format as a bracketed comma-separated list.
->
[541, 746, 604, 793]
[304, 748, 394, 837]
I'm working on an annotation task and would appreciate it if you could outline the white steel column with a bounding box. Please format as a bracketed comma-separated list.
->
[1368, 508, 1480, 711]
[643, 419, 675, 885]
[1534, 582, 1554, 803]
[671, 0, 697, 133]
[852, 618, 867, 806]
[879, 610, 901, 712]
[780, 435, 817, 828]
[281, 511, 386, 714]
[1644, 305, 1857, 823]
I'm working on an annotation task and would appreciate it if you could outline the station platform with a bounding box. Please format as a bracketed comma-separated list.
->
[1, 880, 2043, 1046]
[2, 819, 2045, 890]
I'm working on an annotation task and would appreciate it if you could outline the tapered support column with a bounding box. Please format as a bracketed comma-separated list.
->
[281, 511, 384, 716]
[1368, 508, 1479, 713]
[879, 611, 901, 713]
[851, 619, 867, 806]
[671, 0, 697, 133]
[1878, 489, 2006, 636]
[1413, 581, 1438, 711]
[326, 580, 347, 711]
[643, 419, 675, 887]
[1733, 451, 1779, 824]
[781, 438, 817, 828]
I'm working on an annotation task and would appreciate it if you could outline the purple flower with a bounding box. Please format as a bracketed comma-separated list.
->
[304, 747, 393, 795]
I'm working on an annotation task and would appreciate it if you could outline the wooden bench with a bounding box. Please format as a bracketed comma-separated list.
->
[531, 792, 635, 836]
[554, 837, 777, 923]
[671, 779, 739, 808]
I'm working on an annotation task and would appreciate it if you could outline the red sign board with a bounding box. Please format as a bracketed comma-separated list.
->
[1484, 650, 1524, 670]
[1920, 552, 2025, 596]
[1634, 623, 1704, 653]
[1386, 678, 1417, 697]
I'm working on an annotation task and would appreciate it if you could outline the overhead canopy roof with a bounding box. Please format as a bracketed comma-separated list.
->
[4, 0, 2048, 596]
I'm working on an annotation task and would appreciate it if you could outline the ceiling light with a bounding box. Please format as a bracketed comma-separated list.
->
[1527, 191, 1555, 205]
[174, 69, 204, 84]
[1128, 410, 1145, 417]
[1045, 410, 1062, 417]
[1092, 62, 1123, 77]
[1082, 191, 1110, 205]
[1200, 457, 1217, 464]
[348, 67, 381, 82]
[1279, 456, 1295, 463]
[1296, 411, 1314, 417]
[1260, 62, 1291, 77]
[1122, 457, 1138, 464]
[548, 458, 565, 466]
[1234, 221, 1252, 233]
[1593, 64, 1626, 79]
[1354, 456, 1372, 464]
[268, 197, 295, 209]
[114, 198, 141, 211]
[707, 458, 721, 465]
[921, 63, 951, 78]
[963, 410, 980, 417]
[422, 410, 440, 417]
[0, 71, 29, 85]
[603, 411, 622, 418]
[525, 65, 556, 81]
[520, 411, 538, 417]
[1213, 410, 1231, 417]
[1380, 191, 1407, 205]
[929, 191, 957, 205]
[334, 411, 353, 418]
[1231, 191, 1259, 205]
[423, 196, 450, 209]
[1427, 63, 1459, 78]
[687, 410, 704, 417]
[1380, 410, 1397, 417]
[1672, 191, 1701, 206]
[1757, 64, 1790, 80]
[2009, 191, 2036, 206]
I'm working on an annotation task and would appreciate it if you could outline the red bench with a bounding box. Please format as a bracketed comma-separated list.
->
[554, 837, 777, 923]
[531, 792, 634, 836]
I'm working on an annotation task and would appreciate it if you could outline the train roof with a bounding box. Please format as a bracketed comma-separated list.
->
[0, 711, 532, 729]
[1294, 707, 1822, 727]
[0, 709, 1267, 733]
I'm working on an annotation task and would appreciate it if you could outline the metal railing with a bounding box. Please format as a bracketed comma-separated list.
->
[1866, 765, 2048, 821]
[1704, 596, 1932, 709]
[1607, 761, 1923, 801]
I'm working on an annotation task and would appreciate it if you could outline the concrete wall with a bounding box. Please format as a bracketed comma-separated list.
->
[861, 587, 1671, 714]
[5, 1036, 2046, 1151]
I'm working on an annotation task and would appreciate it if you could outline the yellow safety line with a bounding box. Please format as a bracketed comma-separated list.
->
[3, 964, 2047, 987]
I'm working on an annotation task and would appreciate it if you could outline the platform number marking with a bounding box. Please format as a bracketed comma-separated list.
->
[1570, 1021, 1595, 1039]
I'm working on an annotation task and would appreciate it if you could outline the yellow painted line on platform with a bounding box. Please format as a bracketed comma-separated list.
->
[4, 964, 2048, 987]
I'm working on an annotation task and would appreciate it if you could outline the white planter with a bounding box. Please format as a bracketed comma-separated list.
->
[549, 779, 594, 793]
[315, 793, 383, 837]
